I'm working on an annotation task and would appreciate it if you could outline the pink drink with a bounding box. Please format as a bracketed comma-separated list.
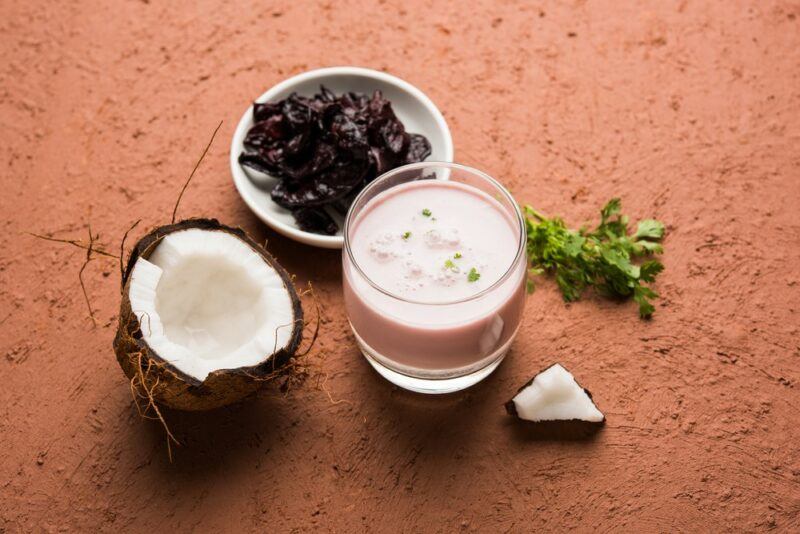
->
[343, 168, 526, 391]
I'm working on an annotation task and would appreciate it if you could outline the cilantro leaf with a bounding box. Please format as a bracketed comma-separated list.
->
[635, 219, 665, 240]
[601, 247, 640, 279]
[563, 233, 586, 257]
[526, 278, 536, 293]
[467, 268, 480, 282]
[639, 260, 664, 283]
[600, 198, 622, 222]
[634, 285, 659, 318]
[525, 198, 666, 318]
[634, 240, 663, 254]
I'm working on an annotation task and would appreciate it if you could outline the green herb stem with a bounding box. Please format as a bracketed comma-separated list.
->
[524, 198, 665, 318]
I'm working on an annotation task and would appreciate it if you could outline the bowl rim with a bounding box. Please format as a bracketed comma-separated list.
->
[229, 66, 455, 249]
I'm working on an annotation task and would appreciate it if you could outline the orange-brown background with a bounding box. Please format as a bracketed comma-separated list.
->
[1, 1, 799, 531]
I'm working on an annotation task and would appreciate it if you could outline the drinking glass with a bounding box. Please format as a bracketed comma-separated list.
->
[342, 162, 527, 394]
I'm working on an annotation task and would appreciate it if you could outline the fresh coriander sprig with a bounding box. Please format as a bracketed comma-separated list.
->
[422, 208, 432, 217]
[524, 198, 665, 318]
[467, 267, 481, 282]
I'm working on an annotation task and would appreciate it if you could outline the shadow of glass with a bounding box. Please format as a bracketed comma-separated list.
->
[350, 350, 510, 462]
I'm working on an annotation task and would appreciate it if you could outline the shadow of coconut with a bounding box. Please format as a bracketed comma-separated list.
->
[135, 390, 295, 477]
[504, 419, 605, 443]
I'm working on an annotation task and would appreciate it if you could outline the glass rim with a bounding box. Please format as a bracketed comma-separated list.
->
[343, 161, 527, 306]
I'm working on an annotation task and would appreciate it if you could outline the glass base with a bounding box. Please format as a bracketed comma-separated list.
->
[361, 351, 505, 394]
[352, 326, 512, 394]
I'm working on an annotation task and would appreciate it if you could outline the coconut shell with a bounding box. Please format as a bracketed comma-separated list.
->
[113, 218, 303, 411]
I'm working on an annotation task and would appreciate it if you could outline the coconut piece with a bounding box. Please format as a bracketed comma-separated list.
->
[505, 364, 604, 424]
[114, 218, 302, 411]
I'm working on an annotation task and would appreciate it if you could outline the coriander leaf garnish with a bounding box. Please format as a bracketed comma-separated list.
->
[444, 259, 460, 273]
[422, 208, 432, 217]
[634, 219, 665, 240]
[467, 267, 480, 282]
[524, 199, 665, 318]
[402, 231, 411, 240]
[454, 252, 462, 259]
[639, 260, 664, 282]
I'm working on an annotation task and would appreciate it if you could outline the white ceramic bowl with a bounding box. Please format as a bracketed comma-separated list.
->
[230, 67, 454, 249]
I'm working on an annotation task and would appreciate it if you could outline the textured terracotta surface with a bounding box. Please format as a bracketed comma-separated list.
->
[1, 1, 799, 531]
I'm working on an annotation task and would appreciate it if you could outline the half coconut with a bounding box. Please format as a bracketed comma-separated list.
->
[114, 219, 303, 411]
[505, 364, 605, 425]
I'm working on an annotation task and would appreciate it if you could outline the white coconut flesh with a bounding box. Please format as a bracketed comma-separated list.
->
[509, 364, 604, 423]
[127, 229, 296, 382]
